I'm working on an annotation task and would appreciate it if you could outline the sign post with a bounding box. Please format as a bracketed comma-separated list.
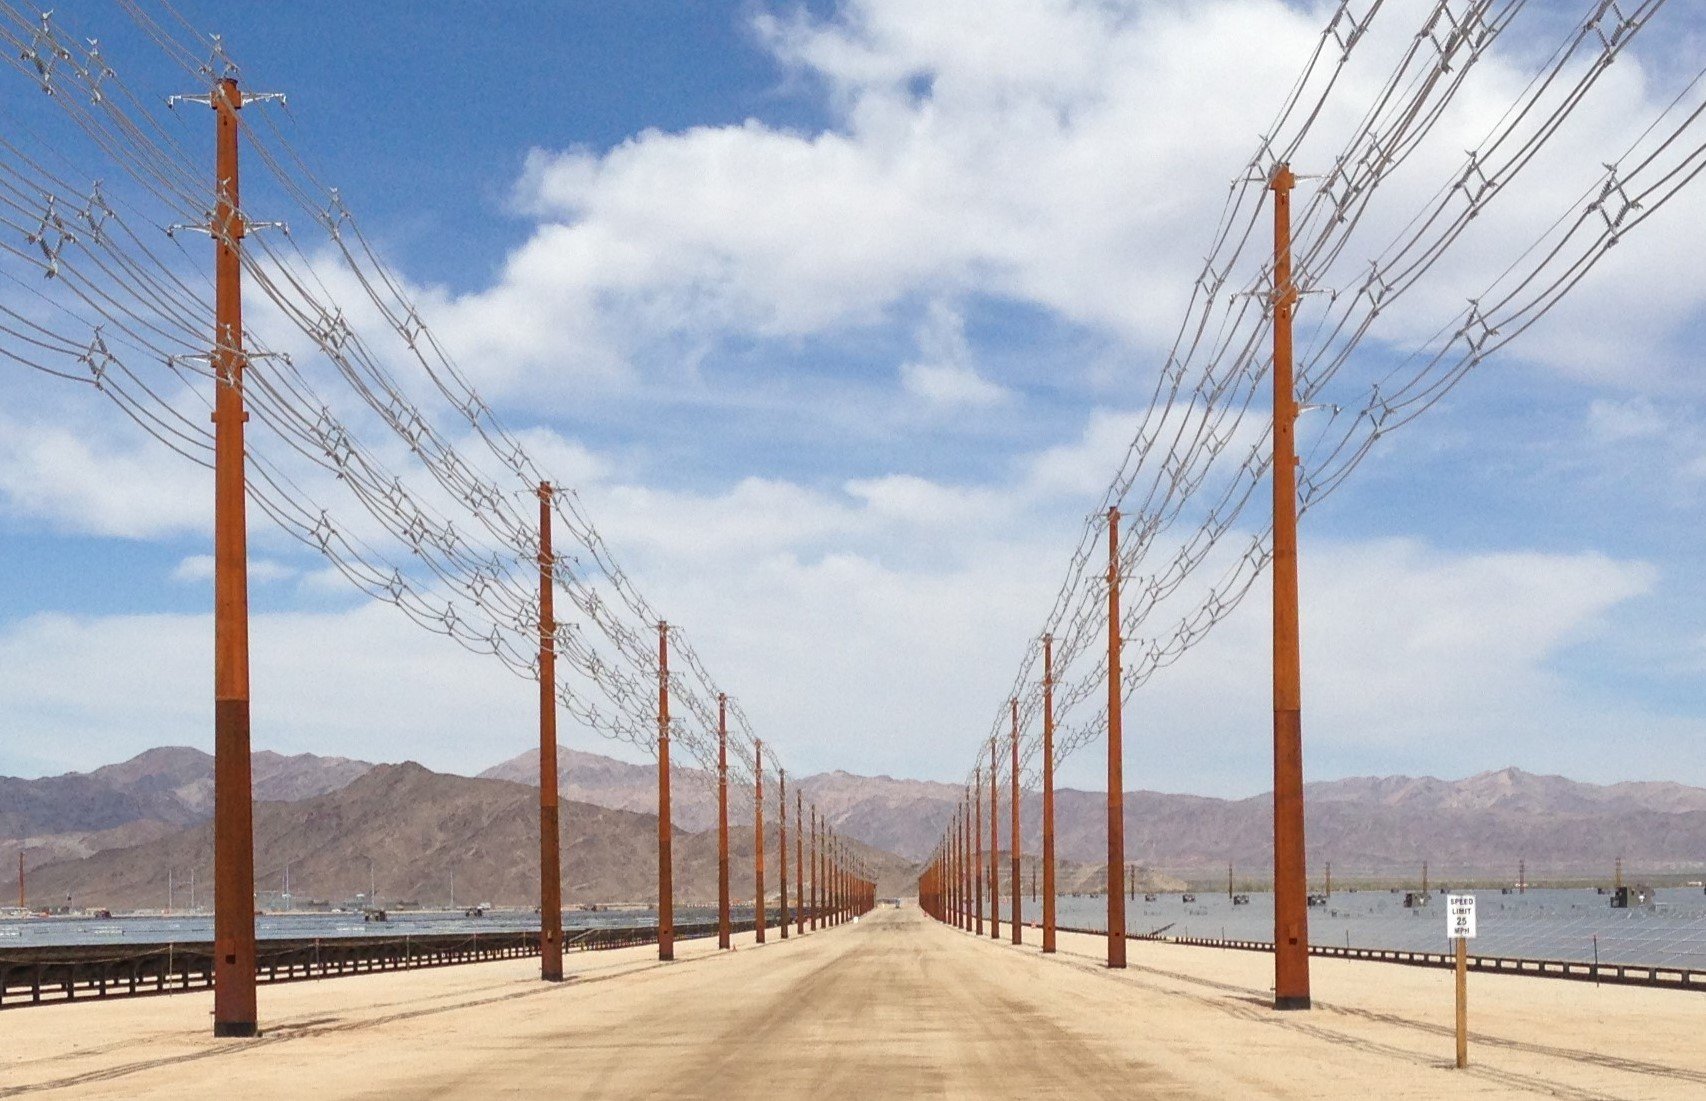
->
[1447, 893, 1476, 1068]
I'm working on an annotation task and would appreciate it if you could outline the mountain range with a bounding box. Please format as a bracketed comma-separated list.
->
[17, 762, 921, 911]
[7, 747, 1706, 910]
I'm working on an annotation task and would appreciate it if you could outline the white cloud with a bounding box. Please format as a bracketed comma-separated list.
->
[171, 555, 298, 584]
[388, 0, 1706, 412]
[897, 301, 1009, 409]
[0, 604, 541, 777]
[5, 484, 1683, 792]
[0, 414, 208, 540]
[1587, 398, 1670, 443]
[1122, 537, 1674, 793]
[6, 0, 1706, 801]
[899, 360, 1008, 409]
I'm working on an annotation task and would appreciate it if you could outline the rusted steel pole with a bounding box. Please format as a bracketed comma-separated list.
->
[949, 812, 959, 927]
[1010, 699, 1022, 946]
[1042, 633, 1057, 954]
[537, 483, 564, 982]
[932, 852, 940, 920]
[989, 740, 1001, 940]
[795, 791, 805, 935]
[950, 834, 958, 925]
[717, 694, 730, 950]
[973, 769, 985, 936]
[810, 807, 820, 930]
[948, 817, 956, 926]
[954, 821, 963, 926]
[1106, 506, 1127, 969]
[822, 826, 832, 926]
[754, 741, 766, 944]
[1270, 162, 1312, 1011]
[962, 800, 972, 930]
[210, 76, 258, 1039]
[923, 856, 932, 919]
[778, 768, 789, 939]
[657, 621, 674, 961]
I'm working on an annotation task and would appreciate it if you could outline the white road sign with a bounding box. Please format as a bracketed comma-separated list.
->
[1447, 893, 1477, 939]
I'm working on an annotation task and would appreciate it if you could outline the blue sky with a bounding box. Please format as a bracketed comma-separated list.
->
[3, 0, 1706, 796]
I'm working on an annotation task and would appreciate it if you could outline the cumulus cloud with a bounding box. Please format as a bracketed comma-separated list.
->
[1126, 538, 1675, 793]
[898, 301, 1010, 409]
[5, 0, 1706, 796]
[385, 0, 1706, 410]
[0, 414, 209, 540]
[171, 555, 298, 584]
[0, 605, 538, 776]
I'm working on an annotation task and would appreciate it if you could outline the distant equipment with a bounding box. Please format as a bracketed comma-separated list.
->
[1307, 893, 1328, 907]
[1180, 894, 1196, 903]
[1403, 892, 1430, 909]
[1232, 894, 1251, 906]
[1610, 885, 1654, 909]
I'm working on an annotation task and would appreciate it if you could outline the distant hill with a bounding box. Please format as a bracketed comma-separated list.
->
[1035, 769, 1706, 881]
[484, 750, 1706, 880]
[480, 752, 967, 858]
[14, 745, 1706, 897]
[20, 763, 920, 911]
[482, 748, 721, 831]
[1, 747, 374, 878]
[2, 746, 373, 839]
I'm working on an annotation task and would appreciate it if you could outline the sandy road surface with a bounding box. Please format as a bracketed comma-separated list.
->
[4, 905, 1704, 1099]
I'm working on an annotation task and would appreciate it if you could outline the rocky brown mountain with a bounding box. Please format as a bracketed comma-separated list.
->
[481, 748, 721, 832]
[19, 763, 919, 911]
[2, 746, 373, 840]
[1, 747, 376, 883]
[13, 745, 1706, 900]
[480, 750, 1706, 880]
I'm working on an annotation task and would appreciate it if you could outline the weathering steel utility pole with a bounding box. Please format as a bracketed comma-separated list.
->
[208, 75, 258, 1039]
[973, 767, 984, 936]
[778, 768, 789, 939]
[717, 693, 730, 950]
[794, 790, 804, 935]
[1106, 506, 1127, 969]
[657, 621, 674, 961]
[1010, 698, 1021, 946]
[1270, 162, 1311, 1011]
[755, 739, 766, 944]
[989, 738, 1000, 940]
[1042, 633, 1057, 954]
[538, 482, 563, 981]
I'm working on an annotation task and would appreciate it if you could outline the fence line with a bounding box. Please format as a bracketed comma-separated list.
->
[1038, 923, 1705, 992]
[0, 913, 822, 1009]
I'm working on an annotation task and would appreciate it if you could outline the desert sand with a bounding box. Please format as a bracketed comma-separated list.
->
[3, 905, 1704, 1099]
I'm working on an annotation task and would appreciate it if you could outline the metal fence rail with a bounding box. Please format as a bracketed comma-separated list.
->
[0, 917, 778, 1009]
[1043, 924, 1706, 991]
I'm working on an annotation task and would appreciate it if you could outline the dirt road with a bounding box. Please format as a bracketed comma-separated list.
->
[5, 905, 1704, 1098]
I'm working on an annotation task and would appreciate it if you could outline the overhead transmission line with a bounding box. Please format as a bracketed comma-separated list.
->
[0, 1, 791, 786]
[946, 0, 1698, 801]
